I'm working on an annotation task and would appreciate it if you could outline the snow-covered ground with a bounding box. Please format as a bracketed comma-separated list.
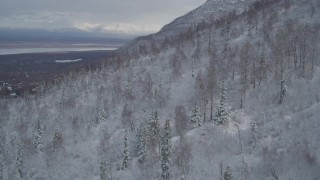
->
[0, 0, 319, 179]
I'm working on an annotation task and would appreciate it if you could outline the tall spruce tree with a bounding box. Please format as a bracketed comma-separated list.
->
[33, 119, 44, 152]
[147, 111, 160, 154]
[100, 156, 112, 180]
[122, 129, 129, 170]
[0, 154, 4, 180]
[161, 119, 171, 180]
[126, 77, 133, 96]
[213, 81, 231, 125]
[52, 128, 63, 152]
[278, 75, 287, 105]
[191, 100, 202, 127]
[16, 137, 23, 180]
[100, 157, 107, 180]
[98, 102, 108, 124]
[136, 123, 147, 163]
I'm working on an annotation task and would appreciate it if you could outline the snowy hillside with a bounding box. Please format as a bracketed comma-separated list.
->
[159, 0, 256, 37]
[1, 0, 320, 179]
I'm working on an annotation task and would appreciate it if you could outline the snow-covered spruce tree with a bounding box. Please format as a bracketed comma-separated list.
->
[256, 51, 269, 87]
[136, 123, 147, 163]
[125, 77, 133, 96]
[35, 80, 46, 96]
[224, 166, 232, 180]
[161, 119, 172, 180]
[153, 87, 158, 102]
[33, 119, 44, 152]
[122, 129, 129, 170]
[147, 111, 160, 154]
[52, 128, 63, 152]
[0, 154, 4, 180]
[100, 156, 112, 180]
[16, 137, 24, 180]
[100, 157, 107, 180]
[192, 60, 195, 78]
[278, 74, 287, 105]
[190, 100, 202, 127]
[213, 81, 231, 125]
[97, 102, 108, 124]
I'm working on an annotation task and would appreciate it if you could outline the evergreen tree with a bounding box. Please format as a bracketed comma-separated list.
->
[0, 145, 9, 180]
[100, 156, 112, 180]
[16, 137, 23, 180]
[100, 157, 107, 180]
[256, 51, 269, 87]
[191, 100, 202, 127]
[278, 76, 287, 105]
[136, 123, 147, 163]
[52, 128, 63, 152]
[224, 166, 232, 180]
[161, 119, 171, 180]
[122, 129, 129, 170]
[153, 88, 158, 102]
[33, 119, 44, 152]
[0, 154, 4, 180]
[147, 111, 161, 153]
[126, 77, 133, 95]
[213, 81, 231, 125]
[192, 60, 195, 78]
[98, 102, 108, 124]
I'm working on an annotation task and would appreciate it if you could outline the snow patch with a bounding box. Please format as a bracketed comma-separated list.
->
[55, 59, 83, 63]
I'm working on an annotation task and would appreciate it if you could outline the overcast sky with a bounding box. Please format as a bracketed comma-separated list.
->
[0, 0, 206, 36]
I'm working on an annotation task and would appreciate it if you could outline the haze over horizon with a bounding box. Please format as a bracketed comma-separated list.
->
[0, 0, 206, 39]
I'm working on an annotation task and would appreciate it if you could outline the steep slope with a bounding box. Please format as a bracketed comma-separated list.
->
[159, 0, 254, 37]
[121, 0, 255, 53]
[0, 0, 320, 180]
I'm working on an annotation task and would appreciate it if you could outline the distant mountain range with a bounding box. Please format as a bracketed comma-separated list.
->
[0, 28, 132, 43]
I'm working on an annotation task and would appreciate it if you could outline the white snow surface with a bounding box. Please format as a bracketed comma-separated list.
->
[0, 0, 320, 179]
[55, 59, 83, 63]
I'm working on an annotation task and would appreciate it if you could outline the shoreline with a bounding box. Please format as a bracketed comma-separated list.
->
[0, 46, 120, 56]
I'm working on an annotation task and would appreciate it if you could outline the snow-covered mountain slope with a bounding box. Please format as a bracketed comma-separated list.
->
[120, 0, 273, 59]
[1, 0, 320, 179]
[159, 0, 255, 37]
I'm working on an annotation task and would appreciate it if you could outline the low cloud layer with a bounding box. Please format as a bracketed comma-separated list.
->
[0, 0, 206, 36]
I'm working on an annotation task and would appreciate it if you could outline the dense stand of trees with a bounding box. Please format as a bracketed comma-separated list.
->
[0, 0, 319, 179]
